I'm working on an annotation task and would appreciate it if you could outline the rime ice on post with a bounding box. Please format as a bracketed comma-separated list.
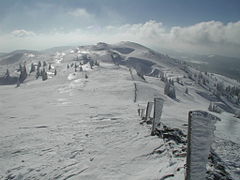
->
[145, 101, 153, 120]
[140, 109, 145, 118]
[185, 111, 220, 180]
[151, 98, 164, 136]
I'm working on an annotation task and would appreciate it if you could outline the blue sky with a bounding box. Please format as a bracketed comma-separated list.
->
[0, 0, 240, 57]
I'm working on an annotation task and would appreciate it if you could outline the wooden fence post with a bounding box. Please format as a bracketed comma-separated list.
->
[151, 98, 164, 136]
[185, 111, 192, 180]
[145, 101, 153, 121]
[185, 111, 220, 180]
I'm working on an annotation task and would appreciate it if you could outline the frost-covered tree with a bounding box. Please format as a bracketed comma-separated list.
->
[17, 64, 22, 72]
[35, 69, 40, 79]
[4, 69, 10, 78]
[208, 102, 213, 111]
[38, 61, 41, 68]
[216, 82, 224, 93]
[94, 61, 100, 66]
[30, 63, 35, 73]
[169, 86, 176, 99]
[79, 66, 83, 72]
[48, 64, 52, 71]
[42, 68, 48, 81]
[16, 77, 20, 87]
[164, 81, 176, 99]
[43, 61, 47, 67]
[164, 81, 170, 95]
[19, 65, 27, 83]
[208, 102, 221, 113]
[90, 61, 94, 69]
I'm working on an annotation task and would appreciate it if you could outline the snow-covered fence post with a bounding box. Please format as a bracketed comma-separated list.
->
[140, 108, 145, 119]
[151, 98, 164, 136]
[134, 83, 137, 103]
[185, 111, 220, 180]
[145, 101, 153, 120]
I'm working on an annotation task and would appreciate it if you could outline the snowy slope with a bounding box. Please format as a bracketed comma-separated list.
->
[0, 42, 239, 179]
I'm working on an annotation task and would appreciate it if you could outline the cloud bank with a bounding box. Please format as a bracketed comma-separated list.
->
[0, 20, 240, 57]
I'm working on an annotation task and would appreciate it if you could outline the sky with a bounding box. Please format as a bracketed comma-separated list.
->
[0, 0, 240, 57]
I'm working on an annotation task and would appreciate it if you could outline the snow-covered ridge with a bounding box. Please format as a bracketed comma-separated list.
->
[0, 42, 239, 179]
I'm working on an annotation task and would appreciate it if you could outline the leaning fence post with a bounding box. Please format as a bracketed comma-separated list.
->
[145, 101, 153, 121]
[151, 98, 164, 136]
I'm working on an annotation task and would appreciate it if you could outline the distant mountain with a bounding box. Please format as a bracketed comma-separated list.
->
[162, 49, 240, 81]
[0, 50, 39, 65]
[0, 52, 6, 57]
[187, 55, 240, 81]
[41, 46, 74, 53]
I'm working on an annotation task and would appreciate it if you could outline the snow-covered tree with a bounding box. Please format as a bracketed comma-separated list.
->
[95, 61, 100, 66]
[19, 65, 27, 83]
[42, 68, 48, 81]
[208, 102, 221, 113]
[89, 61, 94, 69]
[164, 81, 170, 95]
[4, 69, 10, 78]
[164, 81, 176, 99]
[208, 102, 214, 111]
[48, 64, 52, 71]
[38, 61, 41, 68]
[30, 63, 35, 73]
[79, 66, 83, 72]
[35, 69, 40, 79]
[43, 61, 47, 67]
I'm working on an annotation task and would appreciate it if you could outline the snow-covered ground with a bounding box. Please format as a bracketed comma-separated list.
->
[0, 42, 239, 179]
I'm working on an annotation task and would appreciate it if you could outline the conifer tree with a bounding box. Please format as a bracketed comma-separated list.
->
[38, 61, 41, 68]
[79, 66, 83, 72]
[43, 61, 47, 67]
[42, 68, 48, 81]
[4, 69, 10, 78]
[30, 63, 35, 73]
[48, 64, 52, 71]
[19, 65, 27, 83]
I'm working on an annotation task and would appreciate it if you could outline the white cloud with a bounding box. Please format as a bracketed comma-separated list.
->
[68, 8, 93, 19]
[1, 20, 240, 57]
[11, 29, 35, 38]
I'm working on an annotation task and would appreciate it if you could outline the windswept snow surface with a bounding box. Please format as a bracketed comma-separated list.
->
[0, 62, 184, 180]
[0, 41, 239, 179]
